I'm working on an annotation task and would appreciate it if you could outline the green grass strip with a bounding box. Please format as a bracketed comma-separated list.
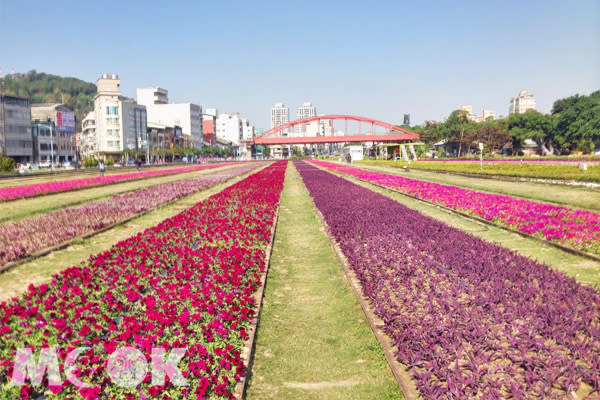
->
[246, 162, 403, 400]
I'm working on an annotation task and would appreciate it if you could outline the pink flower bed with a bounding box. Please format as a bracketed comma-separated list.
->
[0, 163, 260, 267]
[0, 162, 242, 201]
[311, 160, 600, 256]
[0, 161, 286, 399]
[422, 159, 599, 165]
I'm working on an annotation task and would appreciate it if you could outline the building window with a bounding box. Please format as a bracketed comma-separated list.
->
[106, 106, 119, 115]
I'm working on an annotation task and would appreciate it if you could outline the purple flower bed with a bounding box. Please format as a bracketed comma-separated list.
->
[296, 160, 600, 399]
[0, 162, 241, 201]
[311, 160, 600, 256]
[0, 163, 259, 267]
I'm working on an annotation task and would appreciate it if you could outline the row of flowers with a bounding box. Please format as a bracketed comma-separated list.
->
[313, 160, 600, 256]
[356, 159, 600, 182]
[296, 160, 600, 398]
[420, 159, 600, 165]
[0, 162, 242, 201]
[0, 163, 261, 268]
[0, 161, 287, 399]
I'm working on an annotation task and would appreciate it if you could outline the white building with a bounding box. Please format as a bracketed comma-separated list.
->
[509, 89, 536, 115]
[80, 111, 96, 158]
[461, 104, 495, 122]
[205, 108, 218, 117]
[137, 87, 203, 147]
[136, 87, 168, 106]
[85, 74, 148, 160]
[270, 103, 289, 135]
[241, 118, 255, 141]
[216, 113, 242, 145]
[296, 102, 316, 136]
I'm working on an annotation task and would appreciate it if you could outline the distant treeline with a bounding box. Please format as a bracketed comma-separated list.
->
[0, 70, 96, 131]
[401, 90, 600, 156]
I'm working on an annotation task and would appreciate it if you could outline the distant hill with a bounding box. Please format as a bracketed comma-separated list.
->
[0, 70, 96, 131]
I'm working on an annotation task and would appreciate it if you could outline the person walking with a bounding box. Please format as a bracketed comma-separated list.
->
[136, 158, 142, 171]
[98, 160, 105, 177]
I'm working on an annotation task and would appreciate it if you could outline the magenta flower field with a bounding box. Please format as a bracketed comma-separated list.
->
[311, 160, 600, 256]
[297, 161, 600, 398]
[0, 163, 260, 268]
[0, 162, 242, 201]
[0, 161, 286, 399]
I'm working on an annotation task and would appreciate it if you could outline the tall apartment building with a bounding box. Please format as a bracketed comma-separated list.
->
[509, 89, 536, 115]
[31, 103, 77, 163]
[0, 94, 32, 163]
[296, 102, 316, 136]
[297, 102, 316, 120]
[137, 87, 203, 147]
[270, 103, 289, 136]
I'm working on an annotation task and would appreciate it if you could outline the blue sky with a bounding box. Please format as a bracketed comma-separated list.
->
[1, 0, 598, 130]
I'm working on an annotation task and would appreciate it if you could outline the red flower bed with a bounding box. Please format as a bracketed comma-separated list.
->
[0, 163, 260, 268]
[0, 161, 287, 399]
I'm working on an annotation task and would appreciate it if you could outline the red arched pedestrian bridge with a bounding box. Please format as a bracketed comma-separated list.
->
[251, 115, 420, 145]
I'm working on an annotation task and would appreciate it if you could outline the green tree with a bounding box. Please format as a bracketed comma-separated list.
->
[552, 90, 600, 153]
[507, 110, 556, 155]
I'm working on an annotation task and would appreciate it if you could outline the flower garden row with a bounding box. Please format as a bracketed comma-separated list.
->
[357, 159, 600, 182]
[296, 161, 600, 398]
[0, 161, 285, 399]
[312, 160, 600, 256]
[0, 162, 242, 201]
[0, 163, 261, 269]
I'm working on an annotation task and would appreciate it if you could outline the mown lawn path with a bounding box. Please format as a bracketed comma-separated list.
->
[246, 162, 402, 400]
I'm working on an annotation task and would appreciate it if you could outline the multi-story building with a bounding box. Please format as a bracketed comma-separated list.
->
[136, 87, 168, 106]
[241, 118, 254, 141]
[296, 102, 316, 136]
[202, 115, 216, 146]
[270, 103, 289, 136]
[509, 89, 536, 115]
[137, 87, 202, 148]
[0, 94, 32, 163]
[94, 74, 125, 157]
[121, 101, 148, 153]
[461, 104, 495, 122]
[80, 111, 96, 158]
[31, 103, 77, 163]
[216, 113, 242, 145]
[88, 74, 148, 160]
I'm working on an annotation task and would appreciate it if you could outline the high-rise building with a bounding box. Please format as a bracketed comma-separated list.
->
[296, 102, 316, 136]
[270, 103, 289, 136]
[0, 94, 32, 163]
[509, 89, 536, 115]
[296, 102, 316, 120]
